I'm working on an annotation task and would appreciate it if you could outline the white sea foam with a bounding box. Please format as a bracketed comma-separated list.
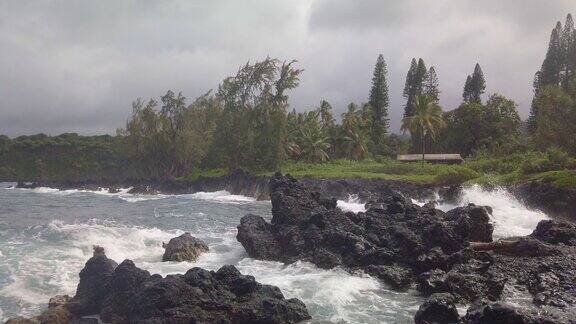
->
[143, 230, 421, 323]
[337, 194, 366, 213]
[17, 186, 258, 204]
[187, 190, 256, 204]
[416, 185, 549, 238]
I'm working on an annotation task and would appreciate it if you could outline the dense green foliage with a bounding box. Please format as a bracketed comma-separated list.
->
[0, 133, 130, 181]
[530, 78, 576, 155]
[439, 94, 522, 156]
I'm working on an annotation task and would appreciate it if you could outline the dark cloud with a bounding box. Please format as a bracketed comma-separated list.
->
[0, 0, 574, 136]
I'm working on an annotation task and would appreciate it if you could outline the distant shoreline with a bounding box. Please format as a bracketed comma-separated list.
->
[10, 169, 576, 223]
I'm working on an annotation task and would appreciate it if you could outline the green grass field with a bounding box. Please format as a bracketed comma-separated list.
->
[273, 154, 576, 188]
[185, 152, 576, 189]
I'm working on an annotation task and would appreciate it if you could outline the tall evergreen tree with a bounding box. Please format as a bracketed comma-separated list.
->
[369, 54, 390, 147]
[403, 58, 427, 117]
[463, 75, 472, 102]
[470, 63, 486, 103]
[423, 66, 440, 102]
[561, 14, 575, 88]
[538, 22, 563, 89]
[415, 59, 428, 92]
[403, 59, 418, 117]
[463, 64, 486, 103]
[530, 16, 572, 132]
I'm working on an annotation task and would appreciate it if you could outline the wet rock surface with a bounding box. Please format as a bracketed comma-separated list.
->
[67, 246, 118, 316]
[531, 219, 576, 246]
[237, 175, 495, 291]
[162, 232, 209, 262]
[414, 293, 459, 324]
[8, 247, 311, 324]
[237, 174, 576, 323]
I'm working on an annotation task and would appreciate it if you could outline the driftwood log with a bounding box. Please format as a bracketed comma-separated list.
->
[470, 238, 560, 257]
[470, 240, 518, 251]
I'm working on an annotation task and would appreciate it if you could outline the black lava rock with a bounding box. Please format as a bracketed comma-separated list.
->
[162, 232, 209, 262]
[414, 293, 460, 324]
[63, 249, 311, 323]
[67, 246, 118, 316]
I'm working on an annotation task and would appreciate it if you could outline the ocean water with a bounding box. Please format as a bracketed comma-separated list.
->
[0, 183, 548, 323]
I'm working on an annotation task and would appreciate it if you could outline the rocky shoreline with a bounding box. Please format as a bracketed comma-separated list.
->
[14, 169, 576, 222]
[7, 173, 576, 323]
[238, 174, 576, 323]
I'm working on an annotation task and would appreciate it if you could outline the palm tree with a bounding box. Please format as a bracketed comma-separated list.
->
[299, 127, 330, 162]
[401, 94, 446, 160]
[342, 103, 362, 134]
[343, 129, 371, 160]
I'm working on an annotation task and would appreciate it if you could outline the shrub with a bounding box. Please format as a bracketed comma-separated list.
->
[521, 147, 572, 174]
[546, 147, 570, 168]
[435, 167, 480, 185]
[521, 158, 551, 174]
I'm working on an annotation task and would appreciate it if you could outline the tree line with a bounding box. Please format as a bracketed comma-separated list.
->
[0, 14, 574, 182]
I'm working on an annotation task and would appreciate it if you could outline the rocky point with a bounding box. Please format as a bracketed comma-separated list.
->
[237, 173, 576, 323]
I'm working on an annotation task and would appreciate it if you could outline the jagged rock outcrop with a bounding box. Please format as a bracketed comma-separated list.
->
[237, 174, 576, 322]
[94, 259, 309, 323]
[67, 246, 118, 316]
[162, 232, 209, 262]
[9, 247, 311, 324]
[237, 174, 497, 300]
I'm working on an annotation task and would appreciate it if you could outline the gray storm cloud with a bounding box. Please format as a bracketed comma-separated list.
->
[0, 0, 573, 136]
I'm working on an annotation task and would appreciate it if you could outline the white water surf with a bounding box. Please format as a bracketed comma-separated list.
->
[413, 185, 549, 238]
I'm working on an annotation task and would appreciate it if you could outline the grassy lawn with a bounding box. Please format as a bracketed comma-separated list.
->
[186, 154, 576, 189]
[271, 155, 576, 188]
[276, 159, 479, 184]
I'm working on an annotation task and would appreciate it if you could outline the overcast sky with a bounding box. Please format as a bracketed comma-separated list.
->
[0, 0, 574, 136]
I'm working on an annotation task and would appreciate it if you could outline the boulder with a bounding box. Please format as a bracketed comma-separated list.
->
[414, 293, 460, 324]
[463, 302, 566, 323]
[445, 203, 494, 243]
[99, 260, 151, 322]
[162, 232, 209, 262]
[16, 181, 39, 189]
[531, 220, 576, 246]
[127, 184, 159, 195]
